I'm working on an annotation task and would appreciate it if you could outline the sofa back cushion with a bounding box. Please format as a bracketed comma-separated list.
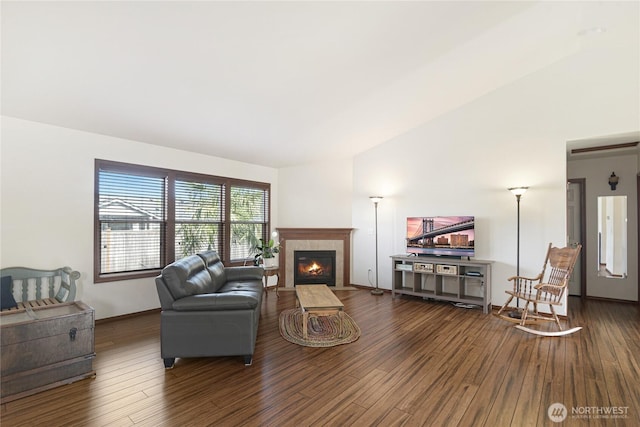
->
[161, 255, 215, 300]
[198, 251, 227, 293]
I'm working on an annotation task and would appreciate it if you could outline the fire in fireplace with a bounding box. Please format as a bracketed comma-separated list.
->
[294, 250, 336, 286]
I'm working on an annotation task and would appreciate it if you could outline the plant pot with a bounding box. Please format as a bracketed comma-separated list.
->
[263, 257, 278, 268]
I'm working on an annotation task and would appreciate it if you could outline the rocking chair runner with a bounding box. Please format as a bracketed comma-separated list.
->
[496, 243, 582, 336]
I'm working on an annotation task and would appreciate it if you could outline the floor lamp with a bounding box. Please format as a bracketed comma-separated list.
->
[508, 186, 528, 317]
[370, 196, 384, 295]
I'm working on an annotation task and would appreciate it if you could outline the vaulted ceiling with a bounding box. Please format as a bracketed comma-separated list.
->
[2, 1, 638, 167]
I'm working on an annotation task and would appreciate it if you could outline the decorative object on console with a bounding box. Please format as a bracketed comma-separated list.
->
[413, 263, 433, 273]
[608, 172, 619, 190]
[436, 264, 458, 275]
[370, 196, 384, 295]
[508, 186, 528, 317]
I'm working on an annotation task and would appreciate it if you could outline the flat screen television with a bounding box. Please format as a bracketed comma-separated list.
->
[406, 216, 475, 258]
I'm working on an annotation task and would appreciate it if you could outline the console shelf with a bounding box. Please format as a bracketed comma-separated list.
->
[391, 255, 492, 313]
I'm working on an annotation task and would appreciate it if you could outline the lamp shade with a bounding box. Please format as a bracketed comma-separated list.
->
[508, 187, 528, 196]
[369, 196, 383, 204]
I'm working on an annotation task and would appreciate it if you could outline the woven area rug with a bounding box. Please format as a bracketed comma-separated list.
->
[279, 308, 361, 347]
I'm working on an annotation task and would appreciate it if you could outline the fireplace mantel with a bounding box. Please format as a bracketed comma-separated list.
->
[276, 228, 353, 288]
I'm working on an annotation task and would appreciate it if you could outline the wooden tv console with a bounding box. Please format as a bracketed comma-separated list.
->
[391, 255, 492, 314]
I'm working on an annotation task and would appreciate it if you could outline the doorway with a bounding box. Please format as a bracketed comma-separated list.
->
[567, 179, 586, 297]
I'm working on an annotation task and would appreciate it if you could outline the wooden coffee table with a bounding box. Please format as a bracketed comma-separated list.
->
[295, 284, 344, 339]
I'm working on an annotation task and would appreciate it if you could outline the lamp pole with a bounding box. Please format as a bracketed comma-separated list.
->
[516, 193, 521, 277]
[370, 196, 384, 295]
[508, 187, 528, 314]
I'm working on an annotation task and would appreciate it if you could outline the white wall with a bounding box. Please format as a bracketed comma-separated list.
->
[278, 159, 353, 227]
[0, 117, 278, 319]
[568, 153, 639, 301]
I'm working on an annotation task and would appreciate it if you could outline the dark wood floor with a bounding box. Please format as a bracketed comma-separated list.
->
[1, 289, 639, 426]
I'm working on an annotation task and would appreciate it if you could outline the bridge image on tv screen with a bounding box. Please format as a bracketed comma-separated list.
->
[406, 216, 475, 257]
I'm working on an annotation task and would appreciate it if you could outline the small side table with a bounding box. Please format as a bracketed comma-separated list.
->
[263, 266, 280, 297]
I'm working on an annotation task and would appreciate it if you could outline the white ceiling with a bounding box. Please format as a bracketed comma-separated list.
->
[2, 1, 638, 168]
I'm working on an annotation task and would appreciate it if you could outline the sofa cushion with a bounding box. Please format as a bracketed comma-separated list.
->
[184, 269, 217, 296]
[161, 255, 214, 300]
[172, 292, 260, 311]
[219, 280, 263, 294]
[1, 276, 18, 310]
[197, 250, 220, 266]
[197, 250, 227, 292]
[206, 262, 227, 292]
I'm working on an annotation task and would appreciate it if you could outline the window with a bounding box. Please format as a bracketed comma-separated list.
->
[95, 159, 270, 282]
[174, 179, 223, 259]
[229, 186, 269, 261]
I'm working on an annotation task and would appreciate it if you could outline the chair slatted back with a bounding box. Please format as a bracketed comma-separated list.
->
[539, 244, 581, 301]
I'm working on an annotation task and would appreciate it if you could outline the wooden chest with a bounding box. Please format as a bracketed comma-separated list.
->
[0, 301, 96, 403]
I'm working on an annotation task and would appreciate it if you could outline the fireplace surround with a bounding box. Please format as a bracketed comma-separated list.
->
[276, 228, 353, 289]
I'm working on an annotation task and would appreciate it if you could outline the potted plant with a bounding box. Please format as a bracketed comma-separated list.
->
[253, 238, 280, 267]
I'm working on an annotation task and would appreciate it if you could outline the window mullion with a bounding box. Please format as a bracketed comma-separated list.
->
[166, 173, 176, 265]
[223, 181, 231, 264]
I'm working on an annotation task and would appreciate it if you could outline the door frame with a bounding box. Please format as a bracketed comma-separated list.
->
[637, 173, 640, 304]
[568, 178, 587, 298]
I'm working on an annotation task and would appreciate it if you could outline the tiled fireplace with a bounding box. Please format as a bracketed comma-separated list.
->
[276, 228, 353, 289]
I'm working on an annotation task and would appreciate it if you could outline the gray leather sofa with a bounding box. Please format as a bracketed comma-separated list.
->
[155, 251, 264, 367]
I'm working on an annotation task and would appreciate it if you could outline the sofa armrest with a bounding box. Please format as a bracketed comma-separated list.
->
[225, 266, 264, 282]
[156, 276, 177, 310]
[172, 292, 260, 311]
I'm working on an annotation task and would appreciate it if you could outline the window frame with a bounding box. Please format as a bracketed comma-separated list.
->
[94, 159, 271, 283]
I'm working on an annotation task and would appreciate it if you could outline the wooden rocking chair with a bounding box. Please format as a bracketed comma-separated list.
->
[496, 243, 582, 336]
